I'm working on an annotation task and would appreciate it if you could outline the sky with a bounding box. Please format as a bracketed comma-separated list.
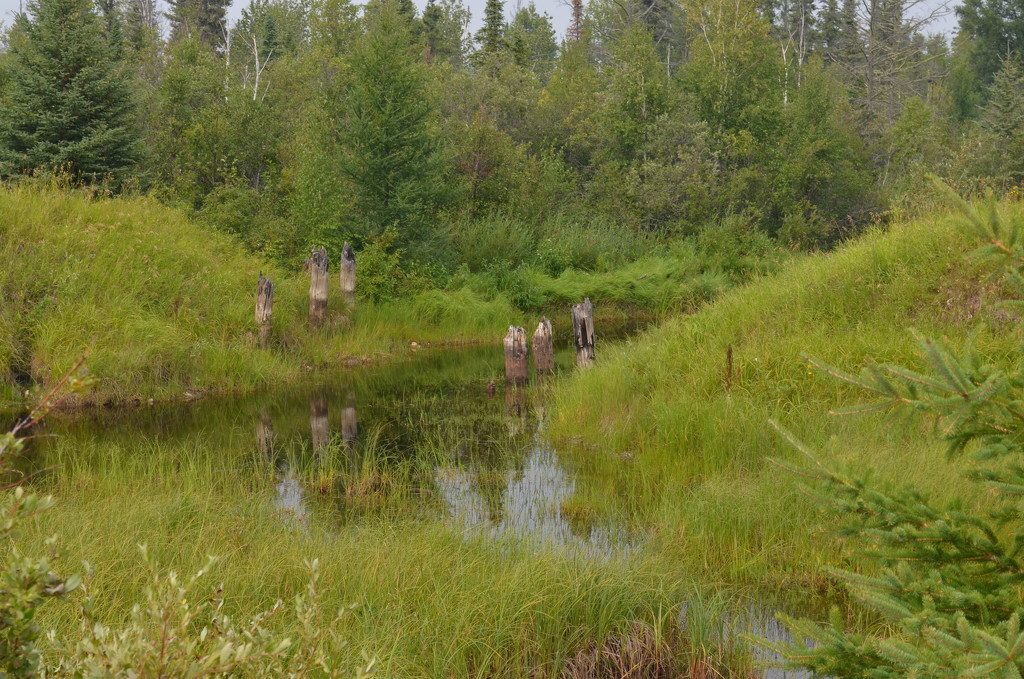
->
[0, 0, 961, 43]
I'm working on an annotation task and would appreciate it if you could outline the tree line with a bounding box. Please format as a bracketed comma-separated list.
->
[0, 0, 1022, 277]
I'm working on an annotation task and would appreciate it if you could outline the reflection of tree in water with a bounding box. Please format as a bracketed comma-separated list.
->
[435, 430, 629, 560]
[23, 343, 641, 537]
[274, 470, 310, 527]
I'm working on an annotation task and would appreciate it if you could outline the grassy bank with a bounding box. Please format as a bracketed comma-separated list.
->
[548, 200, 1023, 586]
[0, 186, 777, 405]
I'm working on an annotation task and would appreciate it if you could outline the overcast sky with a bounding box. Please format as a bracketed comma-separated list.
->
[0, 0, 961, 45]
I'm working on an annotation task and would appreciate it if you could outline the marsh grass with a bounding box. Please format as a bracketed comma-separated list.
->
[10, 419, 774, 678]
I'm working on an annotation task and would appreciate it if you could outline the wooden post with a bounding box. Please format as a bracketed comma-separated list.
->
[256, 273, 273, 348]
[340, 242, 356, 310]
[305, 246, 329, 328]
[504, 326, 528, 384]
[532, 317, 554, 374]
[310, 394, 329, 455]
[571, 298, 595, 368]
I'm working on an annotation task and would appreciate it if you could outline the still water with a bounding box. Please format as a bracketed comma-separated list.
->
[11, 332, 811, 677]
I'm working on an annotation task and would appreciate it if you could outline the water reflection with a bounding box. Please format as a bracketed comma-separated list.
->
[310, 394, 329, 455]
[435, 423, 630, 560]
[274, 471, 310, 526]
[679, 599, 812, 679]
[256, 412, 274, 459]
[341, 392, 357, 442]
[738, 604, 812, 679]
[16, 338, 646, 554]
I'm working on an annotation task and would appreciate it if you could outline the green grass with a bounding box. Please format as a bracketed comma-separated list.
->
[0, 185, 520, 404]
[13, 427, 772, 678]
[548, 201, 1023, 586]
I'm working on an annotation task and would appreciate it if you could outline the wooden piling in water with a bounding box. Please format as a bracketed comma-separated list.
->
[532, 317, 554, 374]
[504, 325, 528, 384]
[256, 273, 274, 347]
[306, 246, 329, 328]
[571, 298, 595, 368]
[341, 242, 356, 310]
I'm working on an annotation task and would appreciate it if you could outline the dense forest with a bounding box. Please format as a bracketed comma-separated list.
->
[2, 0, 1023, 305]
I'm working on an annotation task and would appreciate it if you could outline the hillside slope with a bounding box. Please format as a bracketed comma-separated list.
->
[549, 201, 1024, 583]
[0, 186, 515, 403]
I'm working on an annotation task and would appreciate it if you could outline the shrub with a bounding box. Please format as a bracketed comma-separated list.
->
[446, 213, 538, 273]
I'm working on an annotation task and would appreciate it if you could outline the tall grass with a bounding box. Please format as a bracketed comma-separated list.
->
[12, 423, 773, 678]
[549, 202, 1023, 586]
[447, 210, 790, 317]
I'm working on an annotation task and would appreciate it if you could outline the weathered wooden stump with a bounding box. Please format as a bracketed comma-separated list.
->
[571, 298, 595, 368]
[532, 317, 554, 374]
[341, 242, 356, 310]
[310, 394, 329, 454]
[504, 326, 528, 384]
[256, 273, 274, 348]
[305, 246, 329, 328]
[256, 412, 274, 459]
[342, 391, 358, 442]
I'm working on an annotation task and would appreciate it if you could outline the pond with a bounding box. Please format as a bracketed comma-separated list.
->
[8, 328, 813, 678]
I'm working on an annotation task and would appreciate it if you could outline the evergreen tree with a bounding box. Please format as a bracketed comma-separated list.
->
[475, 0, 506, 56]
[769, 189, 1024, 676]
[0, 0, 139, 182]
[817, 0, 841, 59]
[639, 0, 683, 53]
[95, 0, 125, 55]
[422, 0, 469, 64]
[838, 0, 860, 62]
[166, 0, 231, 47]
[978, 58, 1024, 183]
[507, 3, 557, 73]
[341, 0, 450, 252]
[124, 0, 159, 52]
[958, 0, 1024, 91]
